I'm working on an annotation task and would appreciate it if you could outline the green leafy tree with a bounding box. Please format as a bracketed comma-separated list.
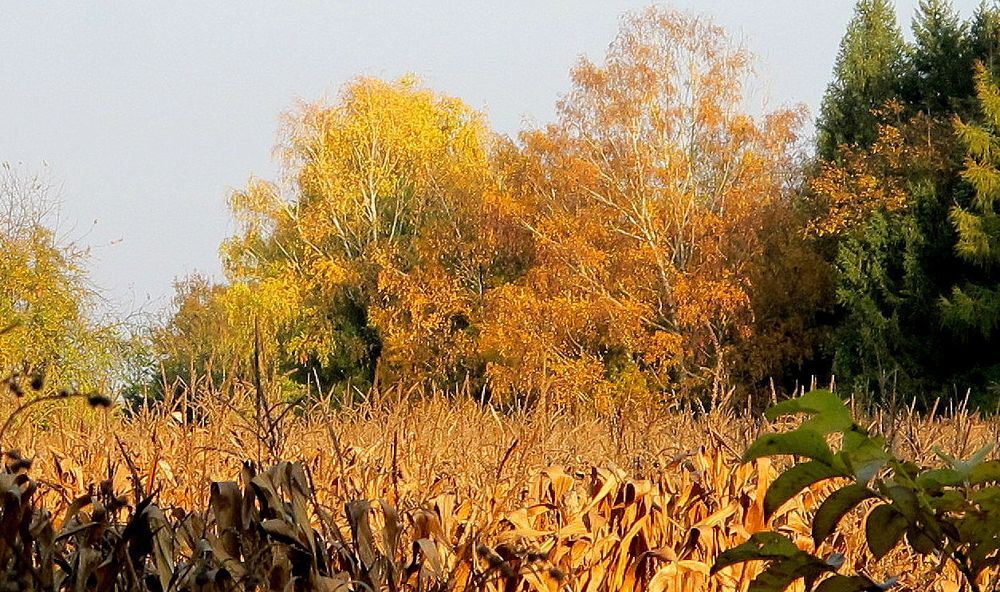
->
[813, 113, 967, 404]
[818, 0, 908, 160]
[812, 3, 1000, 405]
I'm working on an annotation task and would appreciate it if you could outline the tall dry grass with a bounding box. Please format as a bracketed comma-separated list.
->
[1, 379, 998, 590]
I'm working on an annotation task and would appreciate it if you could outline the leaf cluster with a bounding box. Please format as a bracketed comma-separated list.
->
[714, 389, 1000, 592]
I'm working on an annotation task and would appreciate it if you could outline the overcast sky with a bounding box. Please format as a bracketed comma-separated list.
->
[0, 1, 982, 316]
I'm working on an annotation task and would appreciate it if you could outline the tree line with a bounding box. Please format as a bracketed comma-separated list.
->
[6, 1, 1000, 410]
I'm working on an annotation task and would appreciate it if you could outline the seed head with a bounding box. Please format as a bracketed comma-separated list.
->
[87, 394, 113, 409]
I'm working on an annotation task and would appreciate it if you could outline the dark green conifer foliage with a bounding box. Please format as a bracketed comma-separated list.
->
[809, 0, 1000, 406]
[908, 0, 973, 114]
[818, 0, 907, 160]
[970, 2, 1000, 77]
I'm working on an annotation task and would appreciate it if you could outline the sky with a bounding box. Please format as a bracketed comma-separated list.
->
[0, 1, 983, 317]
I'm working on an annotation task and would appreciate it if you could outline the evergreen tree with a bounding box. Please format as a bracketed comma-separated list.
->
[943, 64, 1000, 336]
[970, 2, 1000, 77]
[818, 0, 908, 160]
[908, 0, 973, 114]
[820, 119, 963, 404]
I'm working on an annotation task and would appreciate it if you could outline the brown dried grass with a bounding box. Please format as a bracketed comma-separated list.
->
[2, 382, 997, 590]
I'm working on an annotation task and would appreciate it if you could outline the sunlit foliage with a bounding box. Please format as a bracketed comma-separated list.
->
[487, 8, 805, 404]
[0, 163, 117, 393]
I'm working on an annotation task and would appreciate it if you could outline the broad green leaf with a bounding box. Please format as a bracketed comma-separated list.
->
[840, 436, 888, 483]
[764, 461, 843, 520]
[765, 390, 854, 435]
[865, 504, 908, 559]
[883, 486, 919, 522]
[957, 511, 996, 554]
[814, 575, 892, 592]
[749, 554, 834, 592]
[842, 425, 869, 452]
[969, 460, 1000, 485]
[954, 443, 996, 476]
[916, 468, 963, 491]
[812, 484, 877, 547]
[711, 532, 801, 575]
[906, 525, 938, 555]
[971, 485, 1000, 514]
[927, 489, 965, 512]
[894, 461, 921, 481]
[743, 431, 835, 466]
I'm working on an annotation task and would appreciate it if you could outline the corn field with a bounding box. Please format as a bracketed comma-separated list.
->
[0, 382, 997, 591]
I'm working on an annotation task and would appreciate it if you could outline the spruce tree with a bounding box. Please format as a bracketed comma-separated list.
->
[970, 1, 1000, 77]
[909, 0, 972, 114]
[818, 0, 907, 160]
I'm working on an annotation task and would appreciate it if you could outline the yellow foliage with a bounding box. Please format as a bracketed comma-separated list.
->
[486, 7, 804, 402]
[808, 123, 910, 236]
[161, 8, 821, 408]
[0, 164, 117, 392]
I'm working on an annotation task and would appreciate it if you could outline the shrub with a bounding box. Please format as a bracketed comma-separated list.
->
[713, 389, 1000, 591]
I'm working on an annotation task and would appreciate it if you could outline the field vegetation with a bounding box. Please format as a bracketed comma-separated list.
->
[2, 375, 999, 590]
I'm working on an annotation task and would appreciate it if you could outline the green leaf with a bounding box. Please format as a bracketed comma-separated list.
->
[839, 436, 888, 482]
[971, 485, 1000, 513]
[866, 504, 908, 559]
[711, 532, 801, 575]
[916, 468, 963, 491]
[927, 490, 965, 512]
[749, 554, 834, 592]
[765, 390, 855, 435]
[906, 524, 938, 555]
[883, 486, 919, 522]
[812, 484, 877, 547]
[743, 431, 835, 466]
[958, 443, 996, 474]
[969, 460, 1000, 485]
[842, 425, 869, 452]
[814, 575, 892, 592]
[764, 461, 843, 520]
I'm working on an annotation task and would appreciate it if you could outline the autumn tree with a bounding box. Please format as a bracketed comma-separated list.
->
[219, 76, 522, 394]
[485, 7, 805, 406]
[149, 274, 236, 398]
[0, 163, 118, 394]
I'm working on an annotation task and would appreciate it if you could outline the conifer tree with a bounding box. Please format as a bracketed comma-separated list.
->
[942, 65, 1000, 336]
[909, 0, 972, 114]
[970, 1, 1000, 77]
[818, 0, 907, 160]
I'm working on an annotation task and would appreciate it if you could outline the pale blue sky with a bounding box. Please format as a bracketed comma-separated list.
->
[0, 1, 981, 316]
